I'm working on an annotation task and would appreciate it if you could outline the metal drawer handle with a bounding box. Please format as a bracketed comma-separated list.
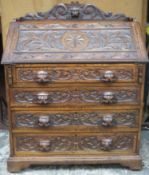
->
[38, 115, 51, 127]
[36, 92, 52, 104]
[100, 138, 113, 151]
[39, 140, 51, 152]
[35, 71, 51, 83]
[101, 92, 117, 104]
[101, 70, 116, 83]
[101, 115, 116, 127]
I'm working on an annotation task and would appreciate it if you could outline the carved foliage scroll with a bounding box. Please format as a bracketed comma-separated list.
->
[16, 134, 135, 152]
[16, 29, 135, 52]
[13, 89, 138, 105]
[18, 68, 134, 82]
[17, 2, 133, 21]
[14, 111, 138, 128]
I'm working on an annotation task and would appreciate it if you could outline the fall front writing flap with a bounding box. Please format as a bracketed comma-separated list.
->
[1, 20, 148, 64]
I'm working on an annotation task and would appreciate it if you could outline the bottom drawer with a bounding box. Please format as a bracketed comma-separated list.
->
[14, 133, 137, 156]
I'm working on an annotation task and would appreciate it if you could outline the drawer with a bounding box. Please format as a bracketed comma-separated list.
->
[10, 86, 140, 107]
[12, 109, 140, 132]
[12, 64, 138, 87]
[14, 132, 137, 156]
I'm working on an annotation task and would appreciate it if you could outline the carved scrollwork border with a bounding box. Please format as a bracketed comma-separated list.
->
[16, 2, 133, 21]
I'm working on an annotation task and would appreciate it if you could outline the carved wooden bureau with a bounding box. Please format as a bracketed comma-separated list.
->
[1, 2, 148, 172]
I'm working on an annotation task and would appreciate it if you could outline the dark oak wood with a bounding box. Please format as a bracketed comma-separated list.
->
[1, 2, 148, 173]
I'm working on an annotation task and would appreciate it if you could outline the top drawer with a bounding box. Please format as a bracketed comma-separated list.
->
[12, 64, 138, 87]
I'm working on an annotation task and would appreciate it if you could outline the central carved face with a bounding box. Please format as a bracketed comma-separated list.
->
[70, 7, 80, 17]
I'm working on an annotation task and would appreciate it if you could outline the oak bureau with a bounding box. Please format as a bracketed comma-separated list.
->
[1, 2, 148, 172]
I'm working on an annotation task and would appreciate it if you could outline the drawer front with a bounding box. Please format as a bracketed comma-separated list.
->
[10, 87, 140, 107]
[14, 133, 137, 156]
[13, 64, 138, 86]
[12, 109, 139, 131]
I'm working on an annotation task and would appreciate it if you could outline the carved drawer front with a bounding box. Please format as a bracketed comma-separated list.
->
[14, 133, 137, 156]
[11, 87, 140, 107]
[12, 109, 139, 131]
[13, 64, 138, 87]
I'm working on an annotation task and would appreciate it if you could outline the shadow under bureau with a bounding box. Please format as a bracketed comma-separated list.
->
[1, 2, 148, 172]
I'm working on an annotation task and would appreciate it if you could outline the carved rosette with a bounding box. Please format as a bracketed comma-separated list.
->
[14, 111, 137, 128]
[16, 134, 135, 152]
[13, 89, 138, 105]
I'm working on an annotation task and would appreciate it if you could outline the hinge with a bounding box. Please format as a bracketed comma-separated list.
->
[138, 65, 143, 84]
[7, 65, 13, 86]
